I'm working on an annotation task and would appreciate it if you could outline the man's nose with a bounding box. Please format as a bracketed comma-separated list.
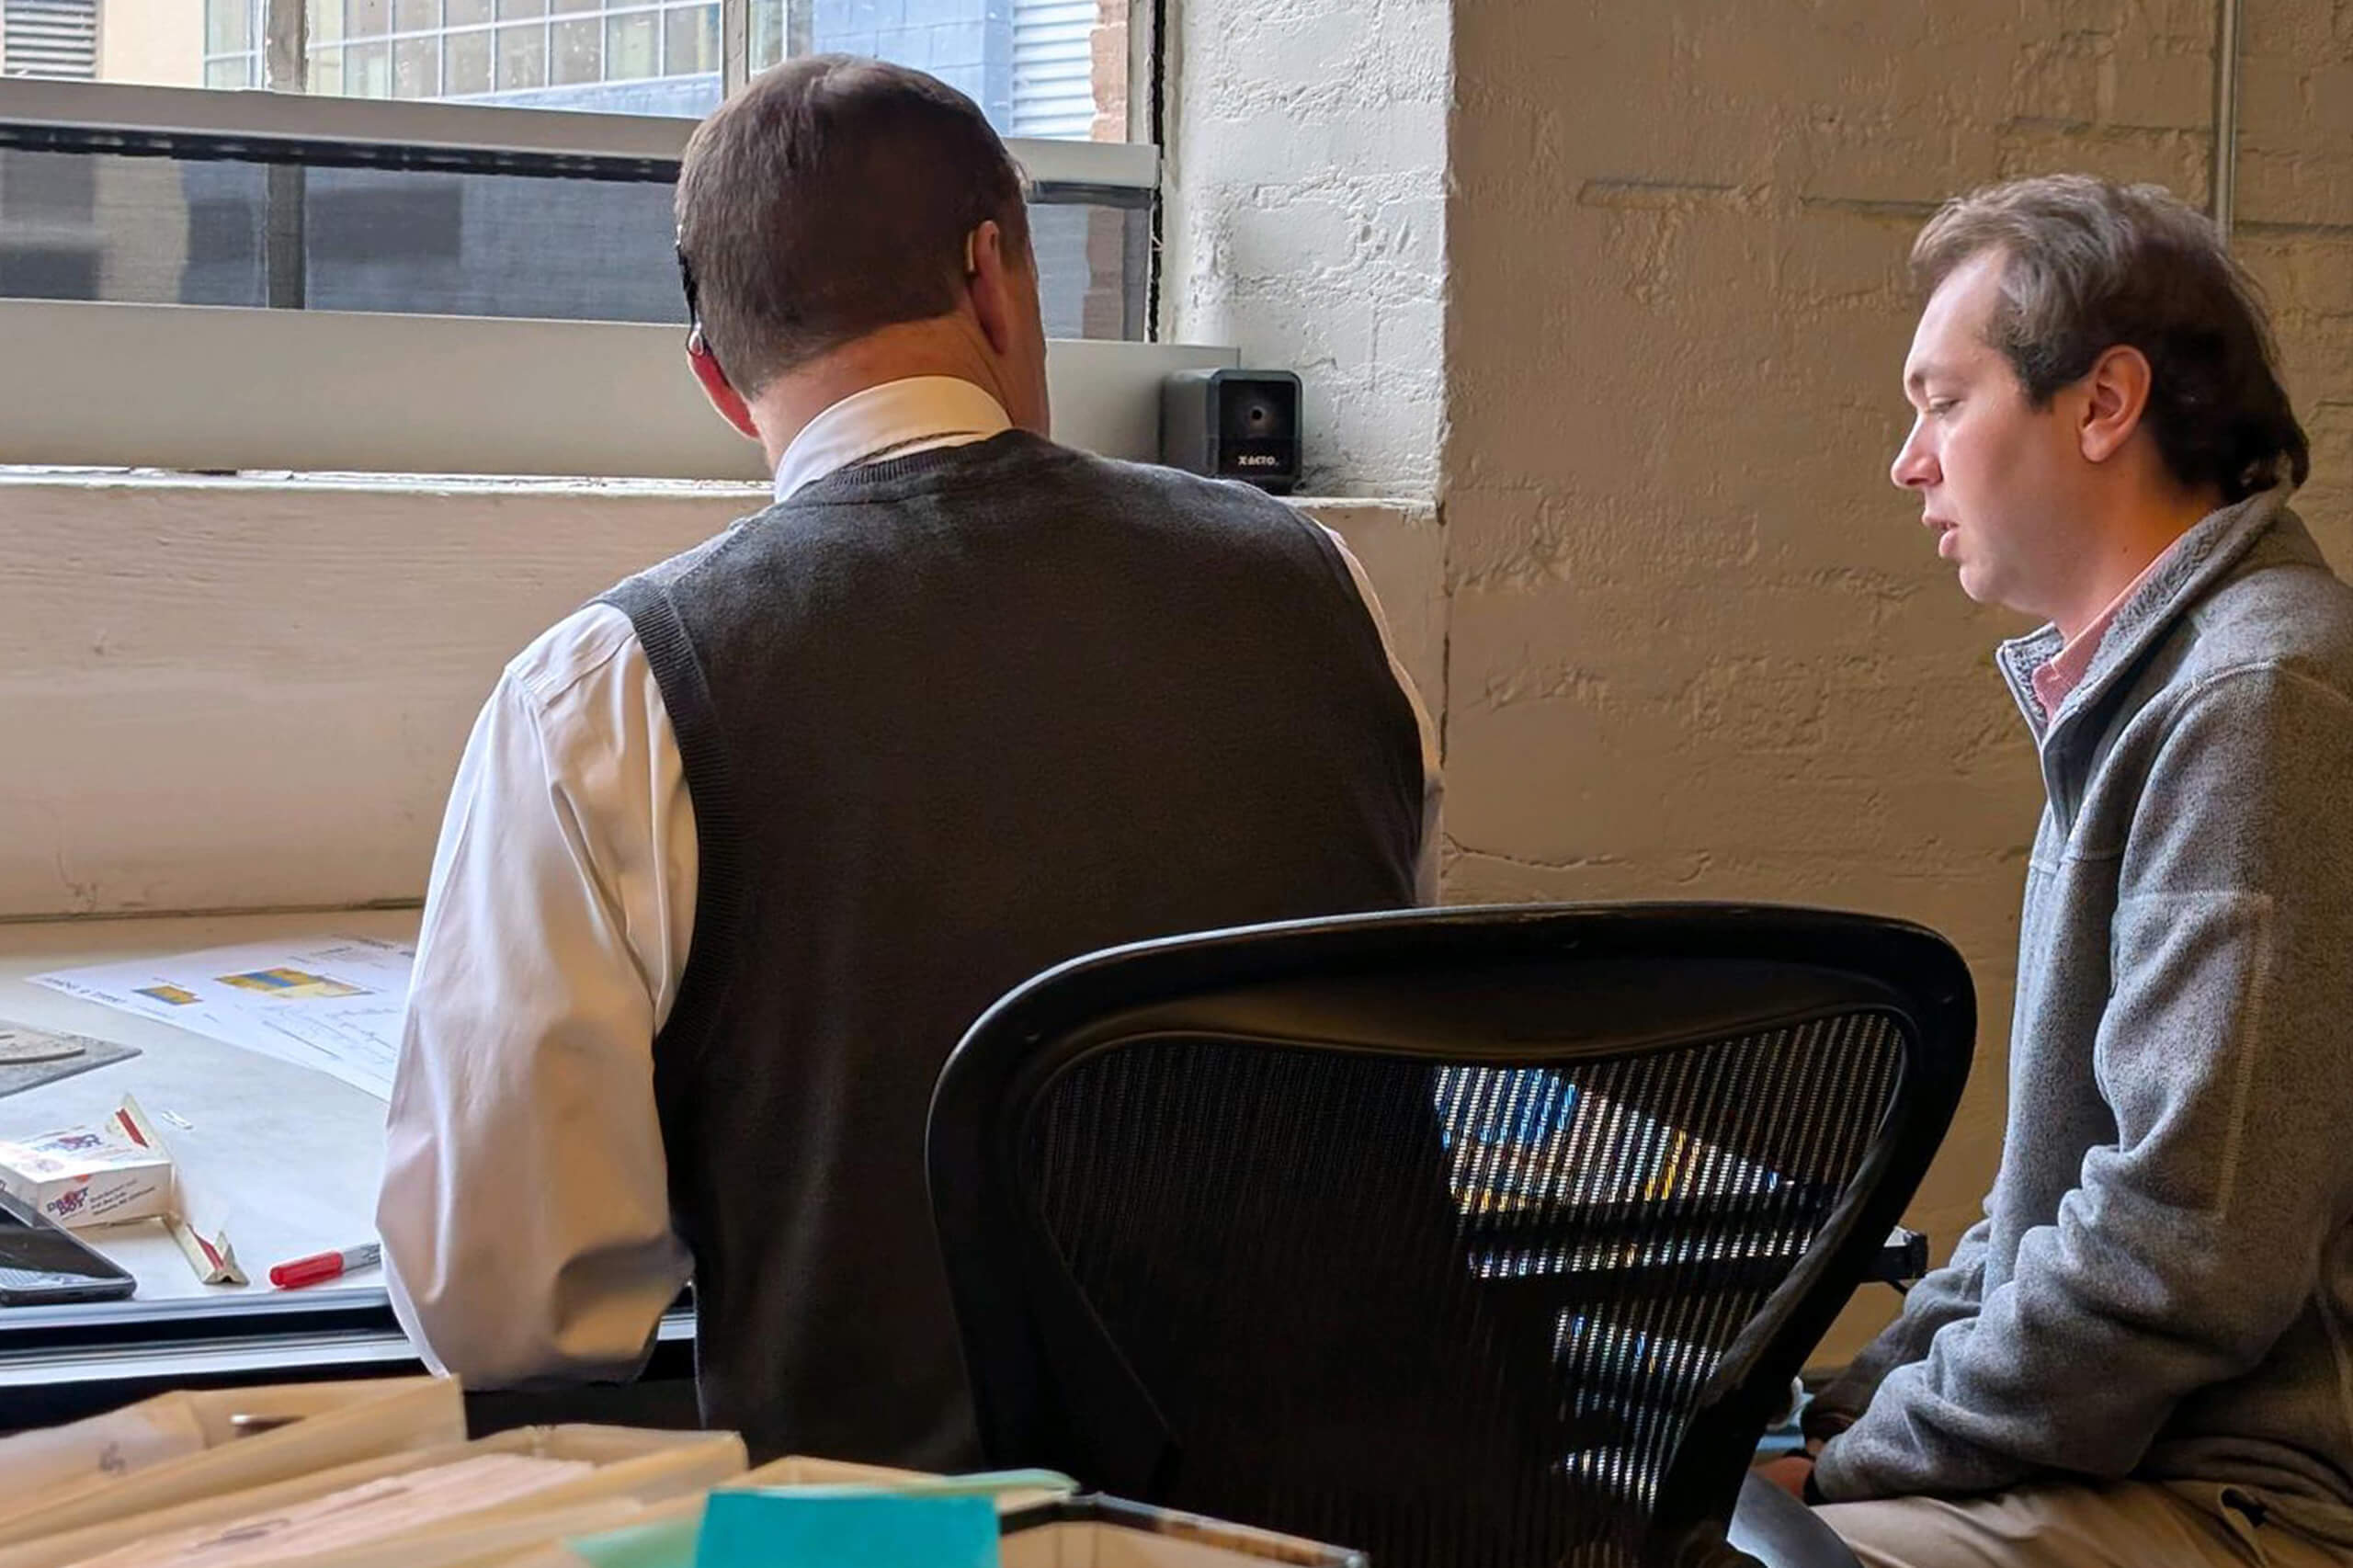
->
[1891, 423, 1938, 491]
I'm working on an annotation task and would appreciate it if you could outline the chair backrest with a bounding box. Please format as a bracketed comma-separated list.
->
[928, 903, 1973, 1568]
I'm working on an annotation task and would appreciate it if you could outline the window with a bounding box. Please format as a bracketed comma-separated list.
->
[3, 0, 1154, 346]
[0, 83, 1154, 339]
[0, 0, 1178, 479]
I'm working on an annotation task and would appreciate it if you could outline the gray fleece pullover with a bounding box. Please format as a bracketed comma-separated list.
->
[1812, 488, 2353, 1546]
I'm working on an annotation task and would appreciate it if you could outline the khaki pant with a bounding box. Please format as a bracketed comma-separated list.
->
[1817, 1482, 2348, 1568]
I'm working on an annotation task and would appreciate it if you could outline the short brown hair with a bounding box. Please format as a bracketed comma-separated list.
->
[676, 55, 1029, 395]
[1912, 175, 2309, 503]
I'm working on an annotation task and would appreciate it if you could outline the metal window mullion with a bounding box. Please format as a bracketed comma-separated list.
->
[263, 0, 307, 90]
[719, 0, 747, 97]
[259, 0, 308, 311]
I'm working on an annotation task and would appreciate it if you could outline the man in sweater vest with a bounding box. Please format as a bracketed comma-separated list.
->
[376, 55, 1439, 1467]
[1764, 177, 2353, 1567]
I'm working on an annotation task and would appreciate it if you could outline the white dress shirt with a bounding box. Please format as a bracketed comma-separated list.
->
[378, 376, 1444, 1386]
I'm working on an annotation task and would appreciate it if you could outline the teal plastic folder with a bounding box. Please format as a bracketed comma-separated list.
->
[693, 1491, 1000, 1568]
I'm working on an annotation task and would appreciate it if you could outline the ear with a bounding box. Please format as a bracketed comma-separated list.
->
[2078, 344, 2154, 465]
[965, 219, 1022, 359]
[687, 331, 760, 443]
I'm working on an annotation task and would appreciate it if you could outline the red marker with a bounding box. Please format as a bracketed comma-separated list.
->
[267, 1242, 381, 1290]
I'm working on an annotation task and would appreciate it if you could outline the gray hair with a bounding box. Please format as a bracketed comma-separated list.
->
[676, 54, 1030, 396]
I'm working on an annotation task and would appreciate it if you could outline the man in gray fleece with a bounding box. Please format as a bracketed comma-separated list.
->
[1776, 176, 2353, 1566]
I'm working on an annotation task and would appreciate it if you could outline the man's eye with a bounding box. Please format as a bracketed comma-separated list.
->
[1927, 399, 1958, 415]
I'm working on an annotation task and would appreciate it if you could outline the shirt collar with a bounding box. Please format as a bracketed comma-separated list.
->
[2028, 540, 2183, 716]
[1998, 483, 2295, 744]
[772, 376, 1014, 504]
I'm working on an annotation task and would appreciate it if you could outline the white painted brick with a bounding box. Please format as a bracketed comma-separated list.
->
[1164, 0, 1446, 497]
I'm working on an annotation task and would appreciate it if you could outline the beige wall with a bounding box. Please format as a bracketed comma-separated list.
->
[2236, 2, 2353, 538]
[1441, 0, 2353, 1357]
[99, 0, 205, 85]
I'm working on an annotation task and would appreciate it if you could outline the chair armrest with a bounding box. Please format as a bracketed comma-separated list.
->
[1722, 1471, 1860, 1568]
[1871, 1226, 1930, 1288]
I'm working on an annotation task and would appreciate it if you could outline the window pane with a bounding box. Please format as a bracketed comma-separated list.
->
[1028, 197, 1148, 340]
[444, 26, 492, 93]
[204, 0, 250, 55]
[550, 15, 597, 84]
[0, 146, 104, 297]
[1011, 0, 1103, 139]
[749, 0, 784, 71]
[1, 139, 97, 222]
[155, 0, 715, 115]
[794, 0, 1128, 142]
[0, 147, 267, 308]
[494, 20, 546, 86]
[392, 35, 440, 96]
[604, 8, 656, 82]
[308, 165, 680, 319]
[0, 139, 1149, 339]
[664, 3, 715, 76]
[345, 37, 391, 95]
[90, 0, 1100, 127]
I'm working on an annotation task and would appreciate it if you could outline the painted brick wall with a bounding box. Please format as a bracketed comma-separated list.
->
[1160, 0, 1449, 496]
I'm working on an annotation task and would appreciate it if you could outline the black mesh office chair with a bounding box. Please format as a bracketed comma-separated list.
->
[928, 903, 1973, 1568]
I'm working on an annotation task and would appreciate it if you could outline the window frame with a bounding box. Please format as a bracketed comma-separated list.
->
[0, 74, 1159, 188]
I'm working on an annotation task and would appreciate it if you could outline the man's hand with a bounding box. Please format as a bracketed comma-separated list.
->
[1753, 1453, 1816, 1500]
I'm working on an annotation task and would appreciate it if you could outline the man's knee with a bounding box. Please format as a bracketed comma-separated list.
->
[1811, 1483, 2270, 1568]
[1812, 1496, 1995, 1568]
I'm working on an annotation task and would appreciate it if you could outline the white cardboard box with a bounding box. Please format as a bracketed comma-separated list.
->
[0, 1111, 172, 1230]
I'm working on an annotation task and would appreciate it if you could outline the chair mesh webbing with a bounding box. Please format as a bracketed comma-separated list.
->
[1017, 1011, 1904, 1568]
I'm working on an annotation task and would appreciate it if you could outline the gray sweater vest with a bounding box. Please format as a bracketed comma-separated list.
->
[600, 431, 1424, 1468]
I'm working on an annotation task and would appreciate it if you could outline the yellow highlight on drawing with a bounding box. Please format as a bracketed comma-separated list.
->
[217, 967, 368, 1001]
